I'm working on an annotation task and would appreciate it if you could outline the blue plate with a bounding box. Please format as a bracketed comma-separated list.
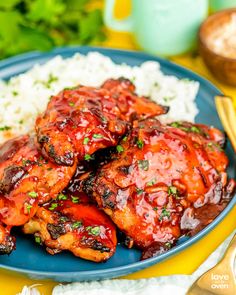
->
[0, 47, 235, 282]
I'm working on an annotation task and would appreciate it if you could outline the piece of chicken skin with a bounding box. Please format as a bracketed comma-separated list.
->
[23, 193, 117, 262]
[35, 78, 168, 166]
[168, 121, 228, 172]
[0, 135, 76, 254]
[84, 119, 235, 258]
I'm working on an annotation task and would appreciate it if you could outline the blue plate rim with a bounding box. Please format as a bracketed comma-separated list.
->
[0, 46, 235, 279]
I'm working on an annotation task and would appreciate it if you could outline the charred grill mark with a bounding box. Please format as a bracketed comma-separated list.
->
[48, 143, 74, 166]
[117, 165, 130, 175]
[0, 235, 16, 255]
[0, 165, 26, 194]
[196, 167, 208, 187]
[91, 241, 110, 253]
[101, 189, 115, 209]
[82, 173, 96, 196]
[81, 237, 111, 253]
[38, 135, 49, 143]
[47, 223, 66, 240]
[49, 144, 56, 158]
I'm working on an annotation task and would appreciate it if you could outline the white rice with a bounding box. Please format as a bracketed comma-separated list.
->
[0, 52, 199, 144]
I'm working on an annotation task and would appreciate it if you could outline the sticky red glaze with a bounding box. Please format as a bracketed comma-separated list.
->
[42, 193, 117, 254]
[36, 78, 167, 166]
[88, 119, 235, 257]
[0, 135, 76, 227]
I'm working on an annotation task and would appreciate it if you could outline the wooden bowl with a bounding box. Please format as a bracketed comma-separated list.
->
[199, 9, 236, 86]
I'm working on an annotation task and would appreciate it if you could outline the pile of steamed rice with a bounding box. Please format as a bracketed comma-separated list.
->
[0, 52, 199, 144]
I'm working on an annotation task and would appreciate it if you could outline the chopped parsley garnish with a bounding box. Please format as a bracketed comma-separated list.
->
[153, 207, 158, 211]
[146, 178, 156, 186]
[93, 133, 103, 139]
[136, 188, 144, 195]
[170, 122, 203, 134]
[170, 122, 180, 128]
[159, 208, 171, 221]
[101, 116, 107, 123]
[69, 102, 75, 107]
[28, 191, 38, 198]
[19, 119, 24, 124]
[83, 137, 90, 145]
[35, 236, 41, 244]
[168, 186, 177, 195]
[47, 167, 53, 171]
[60, 216, 68, 223]
[138, 160, 149, 171]
[122, 136, 128, 142]
[137, 139, 144, 149]
[207, 142, 223, 151]
[165, 242, 172, 249]
[116, 145, 124, 153]
[48, 74, 58, 84]
[48, 203, 58, 211]
[190, 126, 201, 133]
[84, 154, 92, 161]
[86, 226, 101, 236]
[71, 196, 79, 204]
[26, 204, 32, 214]
[22, 159, 32, 166]
[168, 186, 180, 199]
[12, 91, 18, 96]
[0, 125, 11, 131]
[58, 193, 67, 200]
[72, 221, 82, 229]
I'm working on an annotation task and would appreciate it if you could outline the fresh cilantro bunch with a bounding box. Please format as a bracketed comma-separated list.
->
[0, 0, 105, 58]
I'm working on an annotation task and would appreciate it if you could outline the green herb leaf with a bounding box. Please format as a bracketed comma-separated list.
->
[58, 193, 67, 200]
[26, 204, 32, 214]
[48, 203, 58, 211]
[86, 225, 100, 236]
[0, 125, 11, 131]
[138, 160, 149, 171]
[59, 216, 68, 223]
[93, 133, 103, 139]
[190, 126, 201, 134]
[136, 188, 144, 195]
[84, 154, 92, 161]
[28, 191, 38, 198]
[83, 137, 90, 145]
[159, 208, 171, 221]
[72, 221, 82, 229]
[146, 178, 156, 186]
[27, 0, 66, 23]
[170, 122, 181, 128]
[116, 145, 124, 153]
[35, 235, 41, 244]
[137, 139, 144, 149]
[168, 186, 177, 195]
[71, 196, 79, 203]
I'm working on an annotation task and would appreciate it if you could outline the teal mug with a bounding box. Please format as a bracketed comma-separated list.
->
[209, 0, 236, 12]
[104, 0, 208, 56]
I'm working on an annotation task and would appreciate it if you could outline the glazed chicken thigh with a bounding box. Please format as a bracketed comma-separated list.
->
[0, 135, 76, 254]
[23, 193, 117, 262]
[35, 78, 168, 166]
[84, 119, 235, 258]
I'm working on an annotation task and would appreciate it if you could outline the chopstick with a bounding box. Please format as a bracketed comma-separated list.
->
[215, 95, 236, 153]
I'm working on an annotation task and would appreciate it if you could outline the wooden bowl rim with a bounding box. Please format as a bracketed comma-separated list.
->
[199, 8, 236, 62]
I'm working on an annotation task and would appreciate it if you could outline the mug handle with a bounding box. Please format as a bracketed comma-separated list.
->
[104, 0, 133, 32]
